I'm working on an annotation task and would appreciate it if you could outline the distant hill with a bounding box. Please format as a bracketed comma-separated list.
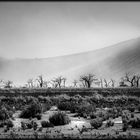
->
[0, 37, 140, 86]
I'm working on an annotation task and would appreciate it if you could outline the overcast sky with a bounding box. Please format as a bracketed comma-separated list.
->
[0, 2, 140, 59]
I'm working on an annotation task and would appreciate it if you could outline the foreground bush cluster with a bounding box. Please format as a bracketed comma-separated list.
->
[122, 111, 140, 131]
[19, 101, 42, 119]
[90, 117, 103, 129]
[21, 120, 38, 130]
[0, 93, 139, 134]
[49, 111, 71, 126]
[0, 91, 140, 139]
[0, 93, 139, 120]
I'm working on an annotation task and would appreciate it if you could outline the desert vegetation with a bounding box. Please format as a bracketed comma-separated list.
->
[0, 71, 140, 89]
[0, 72, 140, 139]
[0, 91, 138, 139]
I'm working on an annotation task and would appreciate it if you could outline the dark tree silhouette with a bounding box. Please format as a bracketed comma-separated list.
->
[51, 76, 66, 88]
[104, 79, 111, 88]
[79, 74, 97, 88]
[123, 72, 139, 87]
[36, 75, 44, 88]
[134, 75, 140, 87]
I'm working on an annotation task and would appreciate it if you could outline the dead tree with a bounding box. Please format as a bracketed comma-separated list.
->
[27, 78, 34, 88]
[51, 76, 65, 88]
[123, 72, 137, 87]
[79, 74, 97, 88]
[43, 80, 49, 88]
[36, 75, 44, 88]
[63, 78, 67, 88]
[73, 80, 78, 88]
[4, 80, 13, 88]
[134, 75, 140, 87]
[99, 78, 103, 88]
[119, 77, 128, 87]
[51, 80, 58, 88]
[104, 79, 111, 88]
[110, 79, 115, 87]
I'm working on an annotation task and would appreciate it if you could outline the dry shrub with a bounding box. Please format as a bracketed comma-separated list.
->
[90, 117, 103, 129]
[41, 121, 54, 128]
[49, 111, 70, 126]
[20, 101, 42, 118]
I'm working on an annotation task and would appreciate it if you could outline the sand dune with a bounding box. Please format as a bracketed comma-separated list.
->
[0, 37, 140, 86]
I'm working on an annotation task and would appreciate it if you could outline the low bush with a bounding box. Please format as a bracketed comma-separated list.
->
[96, 111, 105, 118]
[19, 101, 42, 118]
[26, 122, 33, 129]
[6, 119, 14, 128]
[57, 101, 79, 113]
[122, 123, 128, 132]
[35, 113, 42, 120]
[21, 120, 38, 130]
[49, 111, 71, 126]
[0, 107, 11, 121]
[127, 106, 135, 112]
[122, 111, 140, 129]
[21, 121, 26, 130]
[90, 112, 97, 119]
[57, 101, 73, 111]
[130, 117, 140, 128]
[131, 113, 134, 118]
[95, 110, 110, 121]
[102, 113, 110, 121]
[41, 121, 54, 128]
[0, 121, 4, 127]
[38, 96, 47, 103]
[137, 105, 140, 112]
[106, 108, 118, 119]
[42, 103, 52, 112]
[90, 117, 103, 129]
[106, 119, 114, 127]
[25, 96, 38, 104]
[56, 94, 71, 102]
[31, 120, 38, 130]
[76, 103, 96, 118]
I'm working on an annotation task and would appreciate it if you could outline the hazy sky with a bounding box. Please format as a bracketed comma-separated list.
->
[0, 2, 140, 59]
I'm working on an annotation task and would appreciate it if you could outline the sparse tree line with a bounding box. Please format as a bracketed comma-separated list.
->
[26, 75, 67, 88]
[0, 80, 13, 88]
[0, 72, 140, 88]
[119, 72, 140, 87]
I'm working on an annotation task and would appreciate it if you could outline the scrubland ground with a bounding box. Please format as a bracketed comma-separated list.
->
[0, 90, 140, 139]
